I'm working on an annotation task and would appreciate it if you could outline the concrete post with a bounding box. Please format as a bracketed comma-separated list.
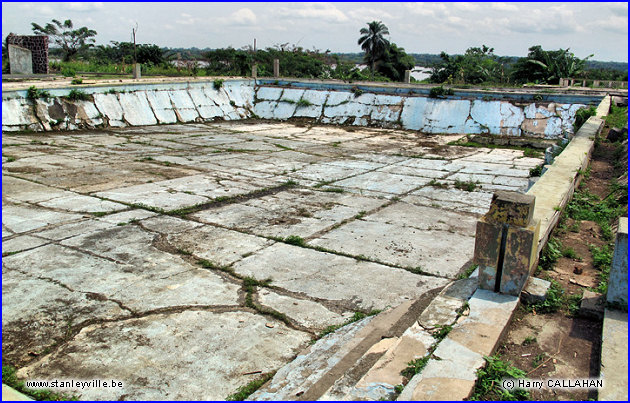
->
[8, 44, 33, 74]
[608, 81, 613, 88]
[252, 64, 257, 78]
[273, 59, 280, 78]
[607, 217, 628, 306]
[404, 70, 411, 83]
[133, 63, 141, 79]
[593, 80, 600, 88]
[570, 79, 575, 86]
[582, 80, 587, 87]
[473, 191, 540, 296]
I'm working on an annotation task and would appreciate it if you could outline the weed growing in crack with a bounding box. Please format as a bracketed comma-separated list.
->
[226, 372, 275, 401]
[322, 187, 344, 193]
[457, 264, 478, 279]
[427, 179, 448, 189]
[314, 310, 381, 341]
[454, 179, 480, 192]
[284, 235, 306, 247]
[430, 324, 452, 341]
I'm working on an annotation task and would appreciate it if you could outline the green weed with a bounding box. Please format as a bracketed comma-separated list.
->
[26, 86, 51, 101]
[296, 99, 313, 107]
[213, 79, 224, 90]
[457, 264, 478, 279]
[71, 78, 83, 85]
[522, 336, 537, 346]
[454, 179, 480, 192]
[284, 235, 306, 247]
[469, 355, 529, 401]
[66, 89, 90, 101]
[226, 372, 275, 401]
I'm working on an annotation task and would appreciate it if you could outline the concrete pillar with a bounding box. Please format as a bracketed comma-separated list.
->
[133, 63, 141, 79]
[570, 79, 575, 86]
[593, 80, 600, 88]
[608, 81, 613, 88]
[607, 217, 628, 306]
[252, 64, 257, 78]
[404, 70, 411, 83]
[8, 44, 33, 74]
[273, 59, 279, 78]
[473, 191, 540, 296]
[582, 80, 587, 87]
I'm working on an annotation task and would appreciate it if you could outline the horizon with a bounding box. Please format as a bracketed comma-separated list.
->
[2, 2, 628, 63]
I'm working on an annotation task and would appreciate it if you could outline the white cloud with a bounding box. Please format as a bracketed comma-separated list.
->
[63, 3, 104, 12]
[279, 3, 348, 23]
[348, 8, 394, 22]
[229, 8, 257, 25]
[491, 3, 519, 12]
[404, 3, 448, 17]
[587, 15, 628, 35]
[452, 3, 479, 11]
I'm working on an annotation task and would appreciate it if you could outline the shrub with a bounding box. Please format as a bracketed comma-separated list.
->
[26, 86, 51, 101]
[429, 86, 454, 98]
[71, 78, 83, 85]
[66, 89, 89, 101]
[213, 79, 224, 90]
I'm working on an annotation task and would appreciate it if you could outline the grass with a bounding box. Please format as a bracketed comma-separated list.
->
[427, 179, 448, 189]
[314, 310, 381, 341]
[2, 365, 78, 401]
[401, 353, 432, 379]
[226, 372, 275, 401]
[454, 179, 480, 192]
[457, 264, 478, 279]
[469, 355, 529, 401]
[321, 187, 344, 193]
[529, 279, 564, 313]
[529, 164, 544, 177]
[448, 137, 544, 158]
[573, 106, 596, 132]
[605, 104, 628, 130]
[522, 336, 537, 346]
[532, 353, 547, 368]
[273, 143, 293, 151]
[66, 89, 90, 101]
[354, 211, 367, 220]
[296, 99, 313, 108]
[589, 243, 614, 294]
[431, 324, 452, 341]
[565, 186, 627, 242]
[70, 78, 83, 85]
[561, 247, 579, 259]
[283, 235, 306, 247]
[539, 237, 562, 270]
[3, 154, 16, 162]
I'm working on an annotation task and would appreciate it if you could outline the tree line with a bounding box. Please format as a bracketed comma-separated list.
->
[3, 18, 626, 84]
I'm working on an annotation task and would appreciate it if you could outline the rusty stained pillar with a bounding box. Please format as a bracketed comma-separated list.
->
[473, 191, 540, 296]
[252, 64, 257, 78]
[273, 59, 280, 78]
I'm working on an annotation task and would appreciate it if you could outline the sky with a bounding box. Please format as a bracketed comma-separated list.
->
[1, 2, 628, 62]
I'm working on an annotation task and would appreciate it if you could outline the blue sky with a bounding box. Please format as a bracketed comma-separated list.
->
[2, 2, 628, 61]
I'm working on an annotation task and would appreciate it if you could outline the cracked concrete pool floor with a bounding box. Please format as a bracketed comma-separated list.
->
[1, 122, 542, 400]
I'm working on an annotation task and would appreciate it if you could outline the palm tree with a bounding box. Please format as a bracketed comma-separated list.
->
[358, 21, 390, 80]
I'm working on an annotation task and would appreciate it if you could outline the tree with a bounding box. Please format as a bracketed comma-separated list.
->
[357, 21, 390, 79]
[429, 45, 503, 84]
[511, 45, 592, 84]
[32, 19, 97, 61]
[376, 43, 415, 82]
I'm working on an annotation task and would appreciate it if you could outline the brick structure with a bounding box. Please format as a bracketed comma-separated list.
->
[6, 34, 49, 74]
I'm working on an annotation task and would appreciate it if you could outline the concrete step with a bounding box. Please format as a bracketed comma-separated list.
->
[250, 278, 477, 401]
[249, 288, 441, 401]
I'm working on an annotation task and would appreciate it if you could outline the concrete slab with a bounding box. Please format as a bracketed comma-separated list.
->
[17, 311, 309, 400]
[232, 243, 449, 311]
[599, 309, 628, 401]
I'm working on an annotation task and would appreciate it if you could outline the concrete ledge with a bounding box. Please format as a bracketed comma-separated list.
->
[2, 384, 33, 401]
[599, 309, 628, 401]
[528, 114, 604, 252]
[398, 289, 519, 401]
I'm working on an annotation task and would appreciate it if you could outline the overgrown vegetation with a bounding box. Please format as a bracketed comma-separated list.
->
[573, 106, 596, 132]
[428, 85, 454, 98]
[469, 355, 529, 401]
[26, 86, 51, 101]
[454, 179, 481, 192]
[213, 79, 224, 90]
[66, 89, 90, 101]
[605, 104, 628, 130]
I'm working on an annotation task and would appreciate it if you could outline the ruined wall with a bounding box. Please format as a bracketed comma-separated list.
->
[6, 34, 49, 74]
[2, 80, 593, 137]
